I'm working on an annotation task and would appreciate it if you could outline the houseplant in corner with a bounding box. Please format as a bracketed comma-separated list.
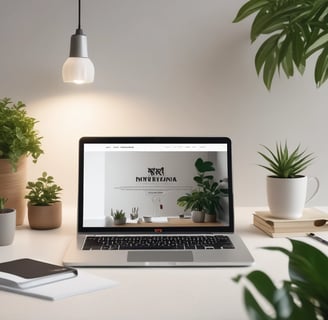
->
[258, 142, 318, 219]
[0, 97, 43, 225]
[0, 197, 16, 246]
[233, 239, 328, 320]
[177, 158, 228, 223]
[25, 172, 63, 230]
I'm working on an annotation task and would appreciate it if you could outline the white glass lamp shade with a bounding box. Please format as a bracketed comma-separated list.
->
[62, 29, 95, 84]
[62, 57, 95, 84]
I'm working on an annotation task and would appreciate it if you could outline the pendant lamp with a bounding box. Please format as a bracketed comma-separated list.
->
[62, 0, 95, 84]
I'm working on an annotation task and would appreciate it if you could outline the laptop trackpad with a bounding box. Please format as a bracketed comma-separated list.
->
[128, 251, 193, 262]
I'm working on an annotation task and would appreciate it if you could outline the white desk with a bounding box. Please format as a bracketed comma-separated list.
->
[0, 207, 327, 320]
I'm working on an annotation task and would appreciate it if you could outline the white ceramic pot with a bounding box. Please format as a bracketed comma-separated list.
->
[0, 209, 16, 246]
[267, 176, 319, 219]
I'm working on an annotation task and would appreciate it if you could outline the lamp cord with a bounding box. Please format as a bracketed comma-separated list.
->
[78, 0, 81, 30]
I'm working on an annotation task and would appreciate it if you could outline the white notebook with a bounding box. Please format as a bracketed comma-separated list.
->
[0, 270, 118, 300]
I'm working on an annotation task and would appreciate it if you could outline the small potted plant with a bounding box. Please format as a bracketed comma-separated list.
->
[112, 209, 126, 225]
[258, 142, 319, 219]
[177, 158, 227, 223]
[0, 197, 16, 246]
[0, 97, 43, 225]
[177, 190, 206, 222]
[25, 172, 63, 229]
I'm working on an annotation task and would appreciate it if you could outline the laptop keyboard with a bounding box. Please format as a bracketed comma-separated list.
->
[82, 235, 235, 250]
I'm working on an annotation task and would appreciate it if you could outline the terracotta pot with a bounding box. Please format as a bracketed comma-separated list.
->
[28, 201, 62, 230]
[0, 157, 27, 225]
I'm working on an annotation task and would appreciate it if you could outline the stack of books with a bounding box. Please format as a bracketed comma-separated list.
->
[253, 208, 328, 237]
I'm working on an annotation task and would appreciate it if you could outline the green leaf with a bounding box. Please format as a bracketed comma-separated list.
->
[233, 0, 328, 88]
[306, 31, 328, 57]
[244, 287, 273, 320]
[281, 39, 294, 78]
[315, 46, 328, 87]
[292, 28, 305, 68]
[234, 239, 328, 320]
[262, 50, 278, 90]
[263, 239, 328, 315]
[233, 0, 269, 23]
[246, 271, 277, 303]
[255, 34, 280, 75]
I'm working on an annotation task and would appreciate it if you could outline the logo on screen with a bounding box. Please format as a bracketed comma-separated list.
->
[136, 167, 177, 183]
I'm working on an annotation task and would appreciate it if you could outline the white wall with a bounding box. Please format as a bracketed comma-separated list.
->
[1, 0, 327, 209]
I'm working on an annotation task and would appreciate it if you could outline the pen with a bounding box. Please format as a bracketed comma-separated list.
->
[307, 233, 328, 246]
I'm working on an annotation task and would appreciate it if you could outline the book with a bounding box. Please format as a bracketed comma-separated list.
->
[253, 208, 328, 237]
[0, 258, 77, 289]
[0, 270, 118, 300]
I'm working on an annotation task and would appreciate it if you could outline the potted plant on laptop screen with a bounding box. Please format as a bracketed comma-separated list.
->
[25, 172, 63, 229]
[177, 158, 228, 223]
[258, 142, 319, 219]
[0, 197, 16, 246]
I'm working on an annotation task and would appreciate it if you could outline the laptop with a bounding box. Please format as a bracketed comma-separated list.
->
[63, 137, 254, 267]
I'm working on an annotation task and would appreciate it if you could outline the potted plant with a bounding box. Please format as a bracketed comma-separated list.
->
[0, 97, 43, 225]
[112, 209, 126, 225]
[177, 158, 227, 223]
[25, 172, 63, 230]
[258, 142, 319, 219]
[0, 197, 16, 246]
[233, 239, 328, 320]
[177, 190, 206, 223]
[233, 0, 328, 90]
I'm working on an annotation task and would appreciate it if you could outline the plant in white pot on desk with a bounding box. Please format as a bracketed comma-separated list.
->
[25, 172, 63, 230]
[0, 97, 43, 226]
[0, 197, 16, 246]
[258, 142, 319, 219]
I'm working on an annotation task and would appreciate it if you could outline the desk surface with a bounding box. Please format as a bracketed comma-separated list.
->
[1, 207, 327, 320]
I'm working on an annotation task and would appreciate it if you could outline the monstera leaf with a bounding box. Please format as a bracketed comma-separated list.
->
[233, 239, 328, 319]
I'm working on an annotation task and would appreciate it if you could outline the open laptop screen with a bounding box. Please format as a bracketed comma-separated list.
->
[78, 137, 234, 233]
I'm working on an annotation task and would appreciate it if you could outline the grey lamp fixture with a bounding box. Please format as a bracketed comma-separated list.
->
[62, 0, 95, 84]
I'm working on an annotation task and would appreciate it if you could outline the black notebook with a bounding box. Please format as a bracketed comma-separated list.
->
[0, 258, 77, 289]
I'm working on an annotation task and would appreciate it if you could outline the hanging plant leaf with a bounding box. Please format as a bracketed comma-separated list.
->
[233, 0, 328, 89]
[315, 47, 328, 86]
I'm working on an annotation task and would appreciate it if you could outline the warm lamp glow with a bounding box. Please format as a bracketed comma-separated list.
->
[62, 57, 95, 84]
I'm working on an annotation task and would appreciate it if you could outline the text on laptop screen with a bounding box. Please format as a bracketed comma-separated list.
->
[81, 140, 231, 229]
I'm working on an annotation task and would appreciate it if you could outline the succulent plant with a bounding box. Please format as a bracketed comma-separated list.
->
[258, 142, 314, 178]
[112, 209, 125, 220]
